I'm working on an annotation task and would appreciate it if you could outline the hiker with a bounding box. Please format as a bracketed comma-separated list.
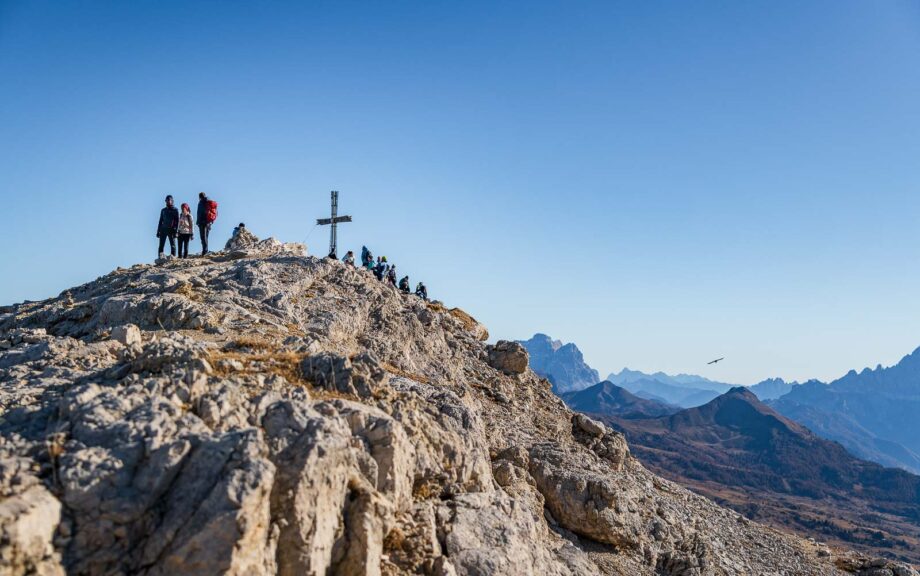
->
[196, 192, 218, 255]
[415, 282, 428, 301]
[374, 256, 388, 281]
[342, 251, 355, 266]
[177, 203, 194, 259]
[232, 222, 246, 237]
[156, 195, 179, 258]
[361, 246, 372, 267]
[398, 275, 411, 294]
[386, 265, 397, 287]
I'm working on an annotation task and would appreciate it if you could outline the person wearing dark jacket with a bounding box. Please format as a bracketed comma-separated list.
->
[398, 275, 410, 294]
[196, 192, 212, 255]
[415, 282, 428, 301]
[157, 195, 180, 258]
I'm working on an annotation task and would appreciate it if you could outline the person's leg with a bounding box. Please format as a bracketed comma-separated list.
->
[178, 234, 187, 258]
[158, 234, 166, 257]
[183, 234, 190, 257]
[200, 224, 210, 254]
[168, 233, 176, 256]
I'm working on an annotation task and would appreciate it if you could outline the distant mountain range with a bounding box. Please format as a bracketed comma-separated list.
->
[521, 331, 920, 472]
[608, 368, 795, 407]
[579, 385, 920, 563]
[771, 347, 920, 475]
[518, 333, 796, 404]
[517, 334, 599, 393]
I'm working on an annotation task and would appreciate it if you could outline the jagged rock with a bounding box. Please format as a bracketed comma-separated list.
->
[110, 323, 141, 346]
[300, 352, 385, 398]
[0, 238, 898, 575]
[573, 413, 605, 437]
[487, 340, 528, 375]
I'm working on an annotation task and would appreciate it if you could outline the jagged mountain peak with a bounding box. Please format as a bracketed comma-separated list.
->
[0, 238, 904, 575]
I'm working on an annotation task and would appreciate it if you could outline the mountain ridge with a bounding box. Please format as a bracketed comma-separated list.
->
[589, 386, 920, 564]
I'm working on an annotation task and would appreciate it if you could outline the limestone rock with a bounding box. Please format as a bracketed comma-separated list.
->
[224, 226, 260, 251]
[110, 323, 142, 346]
[487, 340, 529, 375]
[0, 239, 892, 575]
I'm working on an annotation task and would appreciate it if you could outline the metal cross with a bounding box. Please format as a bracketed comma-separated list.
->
[316, 190, 352, 257]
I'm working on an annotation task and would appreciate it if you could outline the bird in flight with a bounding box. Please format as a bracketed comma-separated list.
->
[707, 357, 724, 365]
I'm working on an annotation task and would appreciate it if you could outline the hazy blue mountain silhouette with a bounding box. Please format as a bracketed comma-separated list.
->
[605, 369, 734, 408]
[771, 348, 920, 474]
[749, 377, 796, 400]
[517, 333, 599, 393]
[607, 368, 735, 393]
[560, 381, 679, 419]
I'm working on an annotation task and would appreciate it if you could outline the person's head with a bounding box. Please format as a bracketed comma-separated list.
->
[181, 202, 190, 214]
[199, 192, 207, 200]
[238, 222, 245, 228]
[165, 195, 174, 207]
[382, 256, 387, 263]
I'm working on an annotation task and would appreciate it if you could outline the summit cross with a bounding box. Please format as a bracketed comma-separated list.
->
[316, 190, 352, 257]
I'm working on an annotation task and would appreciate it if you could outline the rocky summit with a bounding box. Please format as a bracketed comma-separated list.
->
[0, 237, 914, 576]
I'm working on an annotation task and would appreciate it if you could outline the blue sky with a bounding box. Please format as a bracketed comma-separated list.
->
[2, 1, 919, 384]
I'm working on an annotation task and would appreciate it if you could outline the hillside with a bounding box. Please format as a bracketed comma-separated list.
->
[561, 381, 679, 419]
[0, 237, 912, 575]
[593, 388, 920, 564]
[773, 355, 920, 474]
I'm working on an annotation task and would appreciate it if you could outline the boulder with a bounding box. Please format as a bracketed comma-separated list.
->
[110, 323, 141, 346]
[487, 340, 529, 375]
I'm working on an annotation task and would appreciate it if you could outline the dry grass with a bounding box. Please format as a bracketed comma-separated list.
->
[380, 362, 431, 385]
[447, 307, 489, 339]
[173, 281, 203, 301]
[208, 337, 307, 388]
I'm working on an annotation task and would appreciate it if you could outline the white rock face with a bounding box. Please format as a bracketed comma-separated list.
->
[0, 239, 914, 576]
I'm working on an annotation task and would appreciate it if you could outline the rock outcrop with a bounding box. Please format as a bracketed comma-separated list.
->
[0, 239, 914, 575]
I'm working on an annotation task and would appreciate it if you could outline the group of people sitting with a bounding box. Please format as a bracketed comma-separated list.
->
[337, 246, 429, 300]
[156, 193, 219, 258]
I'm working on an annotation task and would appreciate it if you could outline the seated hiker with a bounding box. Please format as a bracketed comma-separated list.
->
[415, 282, 428, 301]
[177, 203, 194, 259]
[156, 195, 180, 258]
[343, 250, 355, 266]
[374, 256, 387, 280]
[386, 265, 397, 286]
[232, 222, 246, 237]
[398, 275, 411, 294]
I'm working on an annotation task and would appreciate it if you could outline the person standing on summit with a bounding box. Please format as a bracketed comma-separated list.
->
[177, 203, 194, 259]
[196, 192, 218, 255]
[156, 195, 179, 258]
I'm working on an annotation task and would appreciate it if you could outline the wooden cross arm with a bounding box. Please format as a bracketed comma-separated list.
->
[316, 216, 353, 225]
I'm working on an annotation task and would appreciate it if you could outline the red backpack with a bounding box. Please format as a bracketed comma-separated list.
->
[206, 200, 218, 223]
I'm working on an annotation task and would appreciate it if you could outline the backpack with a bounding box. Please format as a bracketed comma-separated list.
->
[206, 200, 218, 223]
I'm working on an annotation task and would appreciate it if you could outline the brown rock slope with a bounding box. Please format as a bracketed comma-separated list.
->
[596, 387, 920, 565]
[0, 238, 913, 575]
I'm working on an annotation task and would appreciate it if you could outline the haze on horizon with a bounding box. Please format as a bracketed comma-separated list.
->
[2, 1, 919, 385]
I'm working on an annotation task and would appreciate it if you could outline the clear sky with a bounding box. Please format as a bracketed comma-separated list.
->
[2, 1, 919, 384]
